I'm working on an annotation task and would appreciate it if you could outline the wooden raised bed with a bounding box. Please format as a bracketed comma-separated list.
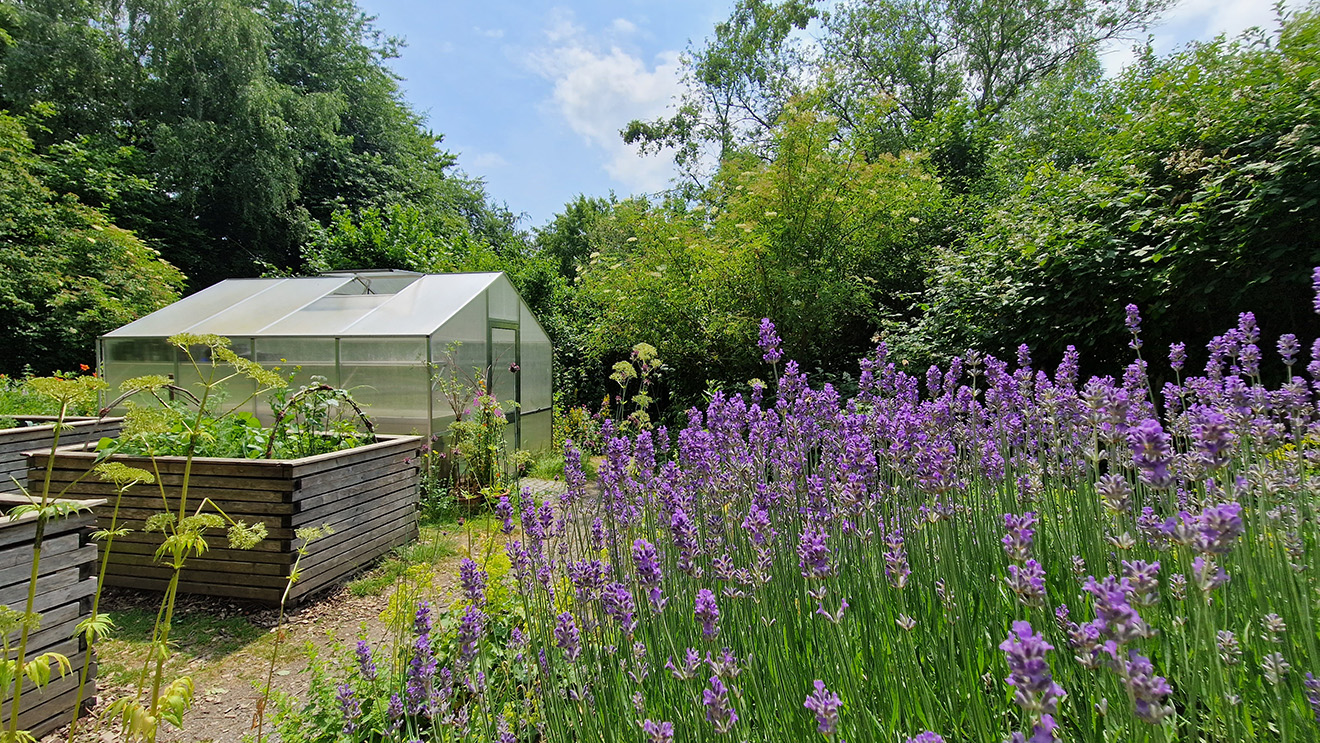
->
[0, 493, 102, 738]
[25, 435, 421, 605]
[0, 417, 122, 488]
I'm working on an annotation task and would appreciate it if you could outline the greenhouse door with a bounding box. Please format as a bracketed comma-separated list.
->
[489, 324, 520, 450]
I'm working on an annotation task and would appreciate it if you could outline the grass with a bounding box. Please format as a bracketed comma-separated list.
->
[97, 606, 273, 688]
[525, 447, 597, 481]
[346, 525, 459, 597]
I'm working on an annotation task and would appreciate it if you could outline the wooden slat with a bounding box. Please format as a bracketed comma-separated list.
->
[295, 466, 417, 513]
[0, 545, 96, 593]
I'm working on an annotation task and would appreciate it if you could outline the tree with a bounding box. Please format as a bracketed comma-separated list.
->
[0, 112, 184, 373]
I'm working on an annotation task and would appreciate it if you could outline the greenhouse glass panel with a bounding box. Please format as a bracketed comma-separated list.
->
[187, 278, 350, 335]
[105, 280, 285, 337]
[340, 338, 429, 434]
[487, 276, 519, 322]
[100, 338, 176, 400]
[521, 410, 552, 452]
[252, 338, 337, 418]
[520, 304, 553, 415]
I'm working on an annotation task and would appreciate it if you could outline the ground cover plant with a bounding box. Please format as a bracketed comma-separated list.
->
[283, 284, 1320, 742]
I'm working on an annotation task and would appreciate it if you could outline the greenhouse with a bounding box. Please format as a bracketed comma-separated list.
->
[98, 270, 553, 450]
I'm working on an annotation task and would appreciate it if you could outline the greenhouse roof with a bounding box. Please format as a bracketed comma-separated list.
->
[104, 271, 505, 338]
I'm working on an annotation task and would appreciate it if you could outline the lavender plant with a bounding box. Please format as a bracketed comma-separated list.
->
[487, 303, 1320, 742]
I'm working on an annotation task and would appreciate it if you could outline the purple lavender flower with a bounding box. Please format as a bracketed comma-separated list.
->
[642, 719, 675, 743]
[1193, 409, 1234, 470]
[1191, 555, 1230, 593]
[603, 582, 638, 633]
[1128, 418, 1175, 489]
[798, 525, 833, 579]
[457, 604, 485, 665]
[1193, 502, 1244, 554]
[1125, 650, 1174, 723]
[555, 612, 582, 662]
[354, 639, 376, 681]
[386, 692, 404, 733]
[695, 589, 721, 640]
[1002, 512, 1038, 561]
[406, 603, 436, 714]
[703, 675, 738, 734]
[1313, 267, 1320, 313]
[1007, 560, 1046, 607]
[1304, 673, 1320, 725]
[804, 680, 842, 735]
[883, 528, 910, 589]
[496, 494, 514, 534]
[1000, 621, 1065, 716]
[336, 683, 361, 735]
[1083, 575, 1150, 644]
[906, 734, 945, 743]
[665, 648, 703, 680]
[633, 538, 667, 611]
[759, 318, 783, 365]
[1125, 304, 1143, 349]
[1279, 333, 1301, 367]
[459, 557, 486, 605]
[1121, 560, 1161, 606]
[1169, 342, 1187, 372]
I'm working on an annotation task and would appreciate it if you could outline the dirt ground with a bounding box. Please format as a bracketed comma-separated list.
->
[41, 539, 465, 743]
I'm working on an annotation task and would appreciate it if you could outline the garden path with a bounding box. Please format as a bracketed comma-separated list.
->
[39, 478, 568, 743]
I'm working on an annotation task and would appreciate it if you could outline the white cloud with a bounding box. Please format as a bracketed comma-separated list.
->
[468, 151, 510, 169]
[475, 26, 505, 39]
[530, 10, 682, 192]
[610, 18, 638, 35]
[1100, 0, 1291, 76]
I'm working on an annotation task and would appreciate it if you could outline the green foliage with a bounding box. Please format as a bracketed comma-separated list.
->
[902, 9, 1320, 367]
[588, 106, 950, 403]
[0, 112, 183, 375]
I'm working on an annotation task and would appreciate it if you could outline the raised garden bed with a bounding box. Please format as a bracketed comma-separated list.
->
[0, 493, 102, 738]
[0, 417, 122, 487]
[26, 435, 421, 605]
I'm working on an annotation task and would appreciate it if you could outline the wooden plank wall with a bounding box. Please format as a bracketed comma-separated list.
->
[0, 495, 101, 738]
[27, 436, 420, 605]
[0, 418, 122, 489]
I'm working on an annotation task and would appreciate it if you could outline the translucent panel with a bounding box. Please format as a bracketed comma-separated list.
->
[104, 279, 287, 337]
[101, 339, 176, 409]
[257, 295, 390, 335]
[489, 328, 519, 449]
[252, 338, 337, 419]
[173, 339, 261, 416]
[487, 275, 519, 322]
[187, 278, 351, 335]
[339, 339, 429, 434]
[343, 273, 488, 336]
[520, 304, 553, 413]
[521, 410, 553, 453]
[329, 273, 422, 295]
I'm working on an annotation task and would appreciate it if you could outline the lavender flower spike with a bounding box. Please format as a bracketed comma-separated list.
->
[703, 675, 738, 734]
[695, 589, 721, 639]
[906, 734, 945, 743]
[804, 680, 842, 735]
[555, 611, 582, 662]
[642, 719, 675, 743]
[759, 318, 783, 365]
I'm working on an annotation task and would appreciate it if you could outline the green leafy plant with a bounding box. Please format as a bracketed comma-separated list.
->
[1, 373, 105, 743]
[99, 334, 276, 741]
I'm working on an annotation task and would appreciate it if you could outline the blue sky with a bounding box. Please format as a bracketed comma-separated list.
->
[356, 0, 1290, 230]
